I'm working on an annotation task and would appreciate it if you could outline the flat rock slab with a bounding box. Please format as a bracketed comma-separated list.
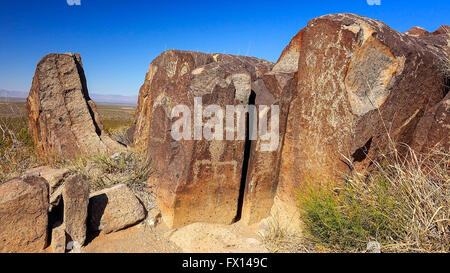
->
[88, 184, 146, 234]
[24, 166, 70, 207]
[0, 176, 49, 253]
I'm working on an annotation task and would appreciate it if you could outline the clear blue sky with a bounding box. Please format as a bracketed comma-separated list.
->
[0, 0, 448, 96]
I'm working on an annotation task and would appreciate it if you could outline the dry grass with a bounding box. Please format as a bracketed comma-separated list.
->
[258, 215, 316, 253]
[297, 147, 449, 253]
[66, 151, 155, 210]
[367, 147, 449, 252]
[0, 104, 38, 183]
[0, 100, 136, 184]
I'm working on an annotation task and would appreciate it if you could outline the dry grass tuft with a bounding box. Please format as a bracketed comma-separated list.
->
[67, 151, 155, 209]
[259, 215, 316, 253]
[297, 147, 449, 253]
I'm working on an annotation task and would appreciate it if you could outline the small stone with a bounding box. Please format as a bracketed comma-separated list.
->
[69, 241, 82, 253]
[366, 241, 381, 253]
[51, 223, 66, 253]
[147, 208, 162, 228]
[85, 161, 103, 178]
[66, 241, 81, 253]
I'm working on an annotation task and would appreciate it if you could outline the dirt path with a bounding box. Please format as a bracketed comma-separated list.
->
[81, 221, 181, 253]
[78, 219, 268, 253]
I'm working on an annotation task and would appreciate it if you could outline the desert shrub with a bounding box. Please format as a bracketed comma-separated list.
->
[0, 117, 38, 183]
[298, 148, 449, 253]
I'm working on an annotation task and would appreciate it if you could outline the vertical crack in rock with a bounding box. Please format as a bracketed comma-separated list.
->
[444, 77, 449, 97]
[234, 91, 256, 222]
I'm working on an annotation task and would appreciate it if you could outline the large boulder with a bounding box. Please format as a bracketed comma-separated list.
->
[26, 53, 123, 160]
[134, 50, 282, 228]
[0, 176, 49, 253]
[274, 13, 449, 221]
[88, 184, 146, 234]
[63, 174, 90, 246]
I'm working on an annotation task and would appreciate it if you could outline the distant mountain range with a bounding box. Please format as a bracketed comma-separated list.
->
[0, 89, 138, 105]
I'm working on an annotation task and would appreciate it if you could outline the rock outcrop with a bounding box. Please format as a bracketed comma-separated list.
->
[133, 15, 449, 230]
[0, 176, 49, 253]
[274, 14, 449, 223]
[134, 50, 285, 228]
[26, 53, 123, 160]
[88, 184, 146, 234]
[406, 26, 429, 37]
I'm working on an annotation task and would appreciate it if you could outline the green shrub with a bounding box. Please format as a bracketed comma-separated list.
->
[16, 127, 34, 148]
[298, 149, 449, 252]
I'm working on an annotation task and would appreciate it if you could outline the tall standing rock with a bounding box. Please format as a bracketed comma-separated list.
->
[274, 13, 449, 224]
[134, 50, 279, 228]
[63, 174, 90, 246]
[26, 53, 123, 160]
[0, 176, 49, 253]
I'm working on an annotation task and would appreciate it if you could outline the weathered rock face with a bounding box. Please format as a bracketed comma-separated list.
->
[239, 69, 295, 225]
[88, 184, 146, 234]
[412, 92, 450, 152]
[24, 166, 70, 208]
[0, 176, 49, 253]
[63, 174, 90, 245]
[26, 53, 123, 160]
[134, 50, 284, 228]
[275, 13, 449, 215]
[406, 27, 429, 37]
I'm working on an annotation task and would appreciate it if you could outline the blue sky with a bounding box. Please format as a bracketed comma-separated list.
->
[0, 0, 448, 96]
